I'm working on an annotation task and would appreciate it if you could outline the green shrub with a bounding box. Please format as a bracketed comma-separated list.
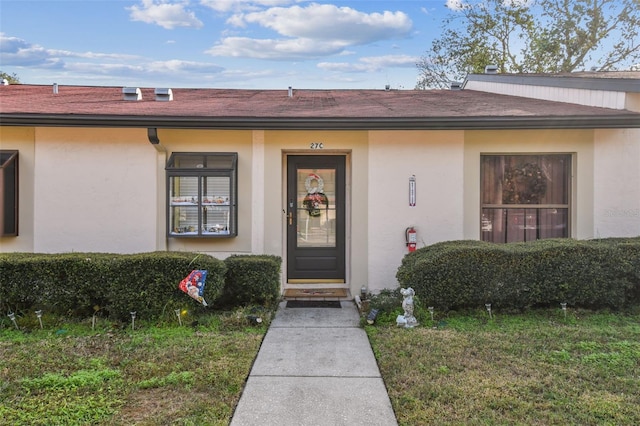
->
[221, 255, 282, 307]
[105, 252, 226, 321]
[396, 237, 640, 311]
[0, 252, 225, 321]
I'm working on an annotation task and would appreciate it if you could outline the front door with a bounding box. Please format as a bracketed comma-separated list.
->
[286, 155, 345, 281]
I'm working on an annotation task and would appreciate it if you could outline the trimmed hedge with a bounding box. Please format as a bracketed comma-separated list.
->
[0, 252, 225, 321]
[220, 255, 282, 307]
[396, 237, 640, 311]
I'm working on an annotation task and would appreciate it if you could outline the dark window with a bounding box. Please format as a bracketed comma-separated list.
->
[166, 153, 237, 238]
[481, 154, 571, 243]
[0, 150, 18, 237]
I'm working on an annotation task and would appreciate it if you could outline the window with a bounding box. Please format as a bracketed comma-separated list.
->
[481, 154, 570, 243]
[0, 150, 18, 237]
[166, 152, 237, 238]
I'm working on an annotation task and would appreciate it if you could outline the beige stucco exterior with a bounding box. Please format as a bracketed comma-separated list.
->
[4, 123, 638, 296]
[593, 128, 640, 237]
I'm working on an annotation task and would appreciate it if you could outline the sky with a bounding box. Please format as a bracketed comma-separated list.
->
[0, 0, 464, 90]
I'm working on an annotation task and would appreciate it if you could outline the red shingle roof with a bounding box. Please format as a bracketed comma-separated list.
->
[1, 84, 639, 130]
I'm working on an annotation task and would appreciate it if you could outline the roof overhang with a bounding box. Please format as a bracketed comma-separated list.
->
[2, 113, 639, 130]
[464, 73, 640, 92]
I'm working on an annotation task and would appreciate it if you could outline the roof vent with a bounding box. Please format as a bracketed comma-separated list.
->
[450, 81, 462, 90]
[53, 83, 58, 94]
[484, 65, 498, 74]
[155, 88, 173, 101]
[288, 86, 293, 98]
[123, 87, 142, 101]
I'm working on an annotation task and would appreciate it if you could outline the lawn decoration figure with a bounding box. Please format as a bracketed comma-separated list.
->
[397, 287, 418, 328]
[179, 270, 208, 306]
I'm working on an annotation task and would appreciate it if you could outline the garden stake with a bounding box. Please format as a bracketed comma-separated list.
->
[175, 309, 183, 326]
[35, 310, 43, 329]
[92, 314, 96, 331]
[485, 303, 492, 320]
[428, 306, 434, 321]
[8, 312, 18, 330]
[130, 312, 136, 330]
[561, 303, 567, 320]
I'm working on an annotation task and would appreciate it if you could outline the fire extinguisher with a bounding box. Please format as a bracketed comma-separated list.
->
[405, 227, 417, 252]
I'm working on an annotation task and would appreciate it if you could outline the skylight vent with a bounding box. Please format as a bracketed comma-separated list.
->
[484, 65, 498, 74]
[155, 88, 173, 101]
[123, 87, 142, 101]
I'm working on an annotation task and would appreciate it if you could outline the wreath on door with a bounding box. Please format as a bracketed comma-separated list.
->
[502, 163, 547, 204]
[303, 173, 328, 217]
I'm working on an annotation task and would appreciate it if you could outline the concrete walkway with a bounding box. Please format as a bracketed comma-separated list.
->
[230, 300, 398, 426]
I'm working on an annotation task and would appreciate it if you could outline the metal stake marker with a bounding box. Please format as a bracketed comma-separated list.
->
[130, 312, 136, 330]
[8, 312, 19, 330]
[35, 310, 43, 329]
[175, 309, 182, 326]
[485, 303, 492, 320]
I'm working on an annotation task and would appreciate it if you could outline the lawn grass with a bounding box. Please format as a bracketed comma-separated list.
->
[367, 308, 640, 426]
[0, 309, 269, 425]
[3, 305, 639, 425]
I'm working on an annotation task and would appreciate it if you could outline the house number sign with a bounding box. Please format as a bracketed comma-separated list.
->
[310, 142, 324, 149]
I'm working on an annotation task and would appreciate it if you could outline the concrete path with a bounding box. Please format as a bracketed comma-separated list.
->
[230, 300, 398, 426]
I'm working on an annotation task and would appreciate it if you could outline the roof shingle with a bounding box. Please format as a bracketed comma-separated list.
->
[1, 84, 639, 130]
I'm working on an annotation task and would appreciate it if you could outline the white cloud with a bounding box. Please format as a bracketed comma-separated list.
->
[317, 54, 419, 73]
[207, 36, 348, 59]
[0, 33, 223, 85]
[200, 0, 294, 13]
[48, 49, 141, 61]
[146, 59, 224, 74]
[0, 34, 63, 67]
[128, 0, 203, 29]
[446, 0, 466, 11]
[230, 3, 412, 44]
[210, 3, 412, 60]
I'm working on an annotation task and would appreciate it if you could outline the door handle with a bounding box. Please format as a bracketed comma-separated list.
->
[288, 211, 293, 225]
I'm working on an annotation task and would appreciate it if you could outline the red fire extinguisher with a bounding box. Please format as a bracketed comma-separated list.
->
[405, 227, 417, 252]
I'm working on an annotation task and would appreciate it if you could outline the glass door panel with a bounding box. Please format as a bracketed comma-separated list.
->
[296, 168, 336, 247]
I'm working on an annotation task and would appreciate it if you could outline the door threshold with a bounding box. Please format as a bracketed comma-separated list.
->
[287, 278, 345, 284]
[285, 282, 348, 288]
[283, 287, 350, 300]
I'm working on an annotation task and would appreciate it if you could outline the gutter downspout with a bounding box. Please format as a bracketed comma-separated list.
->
[148, 128, 168, 252]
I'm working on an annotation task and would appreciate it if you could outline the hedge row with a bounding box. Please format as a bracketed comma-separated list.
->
[396, 237, 640, 311]
[0, 252, 282, 321]
[220, 255, 282, 307]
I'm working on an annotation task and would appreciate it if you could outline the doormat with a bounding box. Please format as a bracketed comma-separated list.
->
[287, 300, 342, 308]
[283, 288, 348, 298]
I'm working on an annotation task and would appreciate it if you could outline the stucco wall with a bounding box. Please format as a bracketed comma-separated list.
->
[593, 129, 640, 237]
[31, 127, 158, 253]
[0, 126, 35, 252]
[367, 130, 465, 292]
[3, 124, 636, 296]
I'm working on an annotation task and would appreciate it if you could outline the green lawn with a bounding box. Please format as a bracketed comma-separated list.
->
[367, 309, 640, 426]
[2, 307, 639, 425]
[0, 310, 268, 425]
